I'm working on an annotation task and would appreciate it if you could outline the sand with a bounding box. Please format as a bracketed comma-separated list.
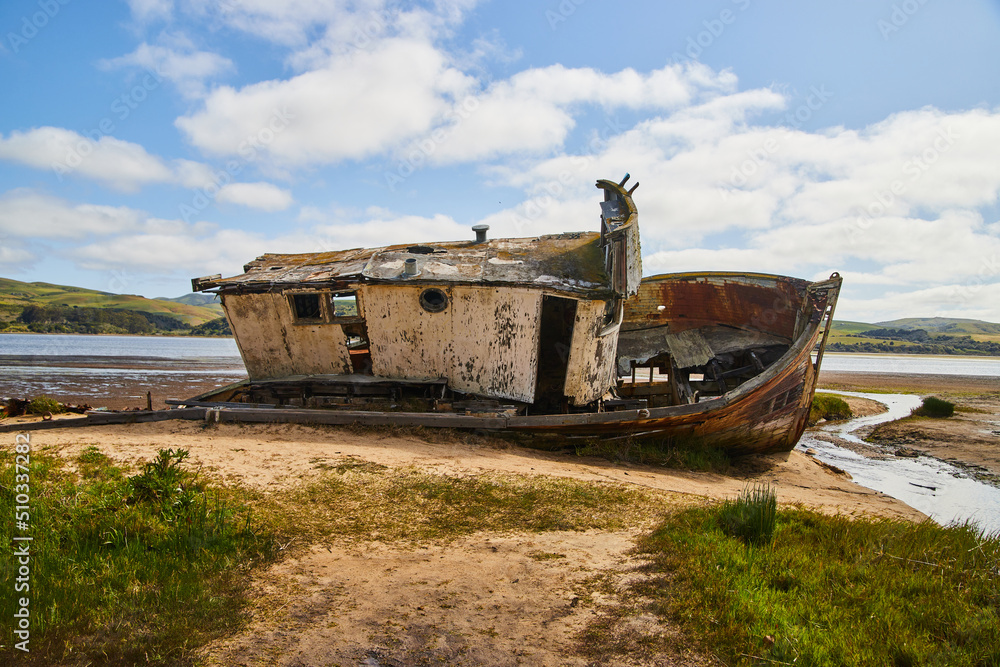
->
[7, 416, 923, 666]
[4, 370, 998, 664]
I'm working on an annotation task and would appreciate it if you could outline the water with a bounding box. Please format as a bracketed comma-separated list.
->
[798, 391, 1000, 535]
[0, 333, 246, 405]
[0, 332, 241, 360]
[821, 352, 1000, 376]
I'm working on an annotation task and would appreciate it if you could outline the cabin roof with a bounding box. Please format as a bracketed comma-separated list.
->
[194, 231, 614, 298]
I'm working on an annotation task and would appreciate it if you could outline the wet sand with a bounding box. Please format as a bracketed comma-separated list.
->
[819, 370, 1000, 395]
[816, 374, 1000, 484]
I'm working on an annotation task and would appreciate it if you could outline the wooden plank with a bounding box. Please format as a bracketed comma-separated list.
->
[210, 408, 508, 429]
[165, 400, 277, 409]
[0, 408, 208, 432]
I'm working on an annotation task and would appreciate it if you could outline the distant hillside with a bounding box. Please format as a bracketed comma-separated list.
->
[876, 317, 1000, 336]
[156, 293, 224, 315]
[828, 317, 1000, 355]
[0, 277, 220, 327]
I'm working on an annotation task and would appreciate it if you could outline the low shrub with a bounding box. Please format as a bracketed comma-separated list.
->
[808, 393, 852, 424]
[913, 396, 955, 418]
[27, 394, 64, 415]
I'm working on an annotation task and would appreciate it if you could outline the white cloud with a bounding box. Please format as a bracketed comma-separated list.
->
[304, 205, 470, 250]
[126, 0, 173, 24]
[0, 190, 145, 239]
[0, 128, 288, 200]
[176, 37, 473, 166]
[0, 244, 36, 270]
[0, 127, 173, 192]
[100, 35, 234, 98]
[217, 182, 294, 211]
[186, 0, 363, 47]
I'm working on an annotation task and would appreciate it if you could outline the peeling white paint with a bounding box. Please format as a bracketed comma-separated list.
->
[223, 292, 353, 380]
[364, 284, 542, 402]
[564, 299, 619, 405]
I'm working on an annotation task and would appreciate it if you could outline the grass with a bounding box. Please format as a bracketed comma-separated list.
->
[0, 446, 277, 666]
[572, 437, 731, 473]
[258, 460, 679, 544]
[25, 395, 63, 416]
[717, 484, 777, 547]
[0, 446, 682, 664]
[913, 396, 956, 418]
[809, 393, 852, 424]
[631, 506, 1000, 666]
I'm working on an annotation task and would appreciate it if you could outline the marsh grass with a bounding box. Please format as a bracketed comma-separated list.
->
[0, 446, 277, 666]
[635, 507, 1000, 666]
[913, 396, 956, 418]
[717, 484, 777, 547]
[809, 393, 852, 425]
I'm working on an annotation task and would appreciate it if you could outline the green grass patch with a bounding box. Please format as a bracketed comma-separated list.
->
[913, 396, 955, 418]
[717, 484, 776, 547]
[261, 462, 678, 543]
[809, 393, 852, 425]
[0, 446, 277, 666]
[635, 507, 1000, 666]
[26, 395, 64, 415]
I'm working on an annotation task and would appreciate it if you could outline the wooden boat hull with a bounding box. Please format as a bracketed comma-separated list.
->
[508, 271, 842, 454]
[171, 271, 841, 456]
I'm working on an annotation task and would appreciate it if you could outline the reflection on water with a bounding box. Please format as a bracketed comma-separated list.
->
[821, 352, 1000, 377]
[0, 332, 240, 359]
[797, 390, 1000, 535]
[0, 333, 246, 404]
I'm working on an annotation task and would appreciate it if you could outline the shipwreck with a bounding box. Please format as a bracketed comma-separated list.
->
[185, 175, 841, 454]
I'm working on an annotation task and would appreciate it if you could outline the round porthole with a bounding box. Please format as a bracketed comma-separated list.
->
[419, 288, 448, 313]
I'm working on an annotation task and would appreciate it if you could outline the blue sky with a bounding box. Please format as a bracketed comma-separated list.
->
[1, 0, 999, 322]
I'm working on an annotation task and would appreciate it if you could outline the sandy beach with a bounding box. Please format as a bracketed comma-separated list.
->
[3, 369, 998, 664]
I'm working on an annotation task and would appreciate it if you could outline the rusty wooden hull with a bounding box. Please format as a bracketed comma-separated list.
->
[507, 271, 842, 454]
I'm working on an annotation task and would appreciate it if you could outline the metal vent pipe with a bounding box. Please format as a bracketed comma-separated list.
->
[472, 224, 489, 243]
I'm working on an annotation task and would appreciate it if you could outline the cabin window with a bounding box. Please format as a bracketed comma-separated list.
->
[290, 293, 322, 321]
[330, 292, 359, 318]
[419, 288, 448, 313]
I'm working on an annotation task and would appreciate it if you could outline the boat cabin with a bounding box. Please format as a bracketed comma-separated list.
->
[192, 177, 642, 411]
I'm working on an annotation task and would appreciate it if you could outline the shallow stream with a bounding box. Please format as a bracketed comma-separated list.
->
[796, 391, 1000, 535]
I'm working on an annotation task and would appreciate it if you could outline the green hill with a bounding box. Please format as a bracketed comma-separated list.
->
[0, 277, 220, 327]
[876, 317, 1000, 336]
[156, 293, 224, 315]
[827, 317, 1000, 355]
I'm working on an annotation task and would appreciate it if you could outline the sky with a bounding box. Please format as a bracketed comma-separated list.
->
[1, 0, 999, 323]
